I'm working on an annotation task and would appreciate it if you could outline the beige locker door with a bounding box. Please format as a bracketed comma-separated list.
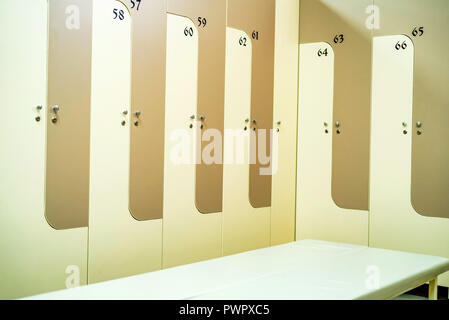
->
[167, 0, 226, 214]
[373, 0, 449, 219]
[370, 35, 449, 287]
[87, 0, 162, 284]
[270, 0, 300, 245]
[296, 43, 368, 245]
[222, 27, 270, 256]
[162, 14, 222, 268]
[0, 0, 87, 299]
[228, 0, 276, 210]
[299, 0, 372, 212]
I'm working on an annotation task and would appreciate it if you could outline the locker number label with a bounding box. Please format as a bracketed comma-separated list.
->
[239, 36, 248, 47]
[411, 26, 424, 37]
[395, 41, 408, 51]
[252, 31, 259, 40]
[317, 48, 328, 57]
[333, 34, 344, 44]
[184, 27, 194, 37]
[113, 8, 125, 21]
[197, 17, 207, 28]
[130, 0, 141, 11]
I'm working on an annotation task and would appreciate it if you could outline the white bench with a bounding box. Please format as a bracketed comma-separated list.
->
[26, 240, 449, 300]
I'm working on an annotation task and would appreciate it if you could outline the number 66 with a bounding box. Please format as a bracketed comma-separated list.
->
[395, 41, 407, 50]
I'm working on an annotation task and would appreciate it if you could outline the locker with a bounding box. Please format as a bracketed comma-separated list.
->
[87, 0, 162, 284]
[128, 0, 167, 221]
[228, 0, 276, 210]
[222, 0, 299, 253]
[296, 43, 368, 245]
[296, 0, 371, 245]
[299, 0, 372, 212]
[370, 0, 449, 286]
[46, 0, 93, 230]
[222, 0, 275, 255]
[222, 0, 298, 254]
[373, 0, 449, 220]
[370, 1, 449, 286]
[222, 27, 270, 255]
[167, 0, 226, 215]
[269, 0, 300, 245]
[0, 0, 87, 299]
[162, 14, 222, 268]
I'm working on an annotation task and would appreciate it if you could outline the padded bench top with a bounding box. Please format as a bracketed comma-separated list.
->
[26, 240, 449, 300]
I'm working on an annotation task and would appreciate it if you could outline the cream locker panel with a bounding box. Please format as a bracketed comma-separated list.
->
[228, 0, 276, 210]
[299, 0, 372, 212]
[296, 43, 368, 245]
[373, 0, 449, 220]
[87, 0, 162, 284]
[168, 0, 226, 215]
[370, 35, 449, 287]
[222, 27, 270, 256]
[0, 0, 87, 299]
[163, 14, 222, 268]
[270, 0, 300, 245]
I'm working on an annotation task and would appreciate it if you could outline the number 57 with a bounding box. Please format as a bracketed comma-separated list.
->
[130, 0, 141, 10]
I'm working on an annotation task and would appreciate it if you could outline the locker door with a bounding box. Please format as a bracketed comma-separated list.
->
[0, 0, 87, 299]
[297, 0, 371, 245]
[296, 43, 368, 245]
[299, 0, 372, 212]
[223, 0, 276, 255]
[222, 0, 299, 252]
[373, 0, 449, 220]
[46, 0, 93, 229]
[87, 0, 162, 284]
[167, 0, 226, 215]
[128, 0, 167, 221]
[370, 33, 449, 287]
[228, 0, 276, 210]
[222, 27, 270, 256]
[162, 14, 222, 268]
[370, 0, 449, 288]
[270, 0, 300, 245]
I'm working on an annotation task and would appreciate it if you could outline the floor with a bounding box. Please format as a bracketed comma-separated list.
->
[396, 285, 448, 300]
